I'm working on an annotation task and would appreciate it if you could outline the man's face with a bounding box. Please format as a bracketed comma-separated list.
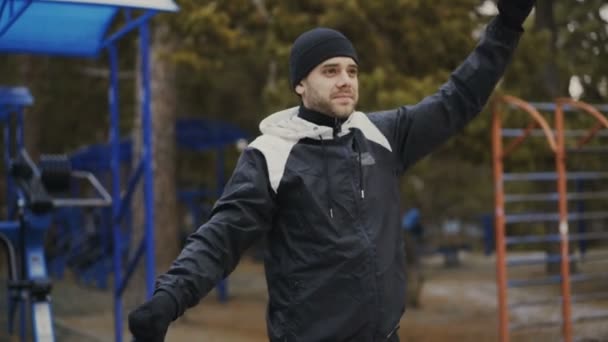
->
[295, 56, 359, 118]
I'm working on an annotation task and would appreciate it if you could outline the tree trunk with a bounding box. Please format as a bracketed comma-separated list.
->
[129, 23, 179, 304]
[534, 0, 561, 97]
[18, 56, 46, 160]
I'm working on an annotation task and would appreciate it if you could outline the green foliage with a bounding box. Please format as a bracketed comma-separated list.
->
[1, 0, 605, 226]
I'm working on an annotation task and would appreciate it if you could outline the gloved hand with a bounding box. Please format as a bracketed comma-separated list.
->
[128, 291, 177, 342]
[497, 0, 536, 31]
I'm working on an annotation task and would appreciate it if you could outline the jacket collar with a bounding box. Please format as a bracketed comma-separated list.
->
[298, 105, 347, 135]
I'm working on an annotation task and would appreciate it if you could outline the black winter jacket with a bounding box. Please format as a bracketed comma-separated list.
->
[156, 17, 521, 341]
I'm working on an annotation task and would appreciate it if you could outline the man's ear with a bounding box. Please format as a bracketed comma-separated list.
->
[295, 82, 305, 96]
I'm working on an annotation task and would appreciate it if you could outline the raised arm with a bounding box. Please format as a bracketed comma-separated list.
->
[369, 1, 534, 172]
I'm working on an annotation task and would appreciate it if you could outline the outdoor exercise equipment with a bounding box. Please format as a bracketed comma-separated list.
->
[0, 2, 178, 341]
[0, 87, 112, 341]
[492, 95, 608, 342]
[55, 118, 247, 302]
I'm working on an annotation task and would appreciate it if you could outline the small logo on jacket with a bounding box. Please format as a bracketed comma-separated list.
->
[360, 152, 375, 166]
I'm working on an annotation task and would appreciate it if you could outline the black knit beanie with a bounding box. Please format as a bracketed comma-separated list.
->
[289, 27, 359, 90]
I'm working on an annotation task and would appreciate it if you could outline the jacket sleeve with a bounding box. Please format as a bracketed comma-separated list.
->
[368, 17, 522, 172]
[154, 147, 275, 318]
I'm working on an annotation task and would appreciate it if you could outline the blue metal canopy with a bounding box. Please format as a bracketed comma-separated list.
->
[0, 0, 178, 56]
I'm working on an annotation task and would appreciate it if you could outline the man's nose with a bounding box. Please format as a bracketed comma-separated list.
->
[336, 70, 353, 87]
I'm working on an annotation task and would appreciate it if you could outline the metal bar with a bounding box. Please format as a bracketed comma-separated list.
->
[506, 231, 608, 245]
[508, 253, 571, 267]
[555, 103, 573, 342]
[0, 0, 31, 38]
[4, 117, 12, 213]
[492, 100, 510, 342]
[577, 122, 603, 147]
[101, 10, 156, 49]
[509, 274, 562, 287]
[575, 180, 587, 255]
[114, 158, 144, 224]
[556, 98, 608, 147]
[509, 319, 561, 331]
[572, 313, 608, 324]
[16, 107, 23, 151]
[510, 292, 608, 308]
[503, 171, 608, 182]
[566, 146, 608, 153]
[525, 102, 608, 113]
[502, 120, 538, 159]
[140, 21, 156, 301]
[52, 198, 111, 207]
[501, 128, 608, 138]
[0, 221, 19, 230]
[70, 171, 112, 204]
[504, 191, 608, 203]
[497, 95, 557, 152]
[505, 211, 608, 224]
[107, 44, 123, 342]
[116, 237, 146, 297]
[509, 272, 608, 288]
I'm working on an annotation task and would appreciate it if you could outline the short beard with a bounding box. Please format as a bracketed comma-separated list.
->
[307, 94, 356, 119]
[331, 105, 355, 118]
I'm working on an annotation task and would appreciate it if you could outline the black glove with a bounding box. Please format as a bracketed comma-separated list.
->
[497, 0, 536, 31]
[128, 291, 177, 342]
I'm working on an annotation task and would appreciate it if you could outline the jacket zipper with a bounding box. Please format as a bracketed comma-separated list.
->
[346, 137, 381, 335]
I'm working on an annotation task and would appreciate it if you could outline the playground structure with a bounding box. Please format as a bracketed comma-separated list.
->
[0, 1, 178, 341]
[51, 118, 248, 300]
[492, 95, 608, 342]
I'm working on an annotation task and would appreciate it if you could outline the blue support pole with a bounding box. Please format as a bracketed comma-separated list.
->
[108, 43, 123, 342]
[115, 158, 144, 224]
[4, 116, 12, 215]
[139, 21, 156, 300]
[16, 107, 23, 150]
[101, 10, 156, 50]
[576, 179, 587, 255]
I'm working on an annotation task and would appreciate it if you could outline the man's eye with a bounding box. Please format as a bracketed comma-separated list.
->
[324, 68, 337, 75]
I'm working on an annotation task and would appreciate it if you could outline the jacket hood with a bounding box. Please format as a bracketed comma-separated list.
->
[259, 106, 366, 140]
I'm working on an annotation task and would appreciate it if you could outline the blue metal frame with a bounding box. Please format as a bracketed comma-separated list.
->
[101, 9, 156, 50]
[23, 212, 55, 342]
[0, 1, 178, 341]
[0, 90, 56, 341]
[0, 0, 32, 37]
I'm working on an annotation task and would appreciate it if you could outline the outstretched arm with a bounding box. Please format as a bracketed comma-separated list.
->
[129, 147, 276, 341]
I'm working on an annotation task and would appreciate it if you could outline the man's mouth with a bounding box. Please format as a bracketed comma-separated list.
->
[332, 94, 353, 100]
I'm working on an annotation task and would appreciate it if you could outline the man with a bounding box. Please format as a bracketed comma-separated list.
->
[129, 1, 535, 341]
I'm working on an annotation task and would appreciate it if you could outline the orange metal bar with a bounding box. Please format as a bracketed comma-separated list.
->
[577, 122, 603, 148]
[501, 95, 558, 153]
[554, 102, 573, 342]
[492, 100, 509, 342]
[502, 120, 538, 159]
[553, 98, 608, 341]
[555, 98, 608, 147]
[492, 95, 558, 342]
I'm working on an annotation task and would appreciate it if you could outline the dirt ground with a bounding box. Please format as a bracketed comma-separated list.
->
[4, 251, 608, 341]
